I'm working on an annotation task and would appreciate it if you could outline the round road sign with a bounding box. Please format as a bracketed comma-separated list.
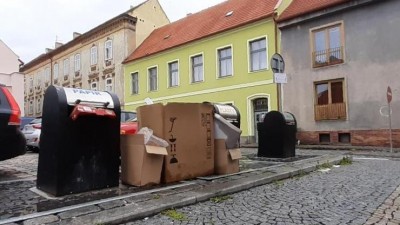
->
[387, 86, 392, 103]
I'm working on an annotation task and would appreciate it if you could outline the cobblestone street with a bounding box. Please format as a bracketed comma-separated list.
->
[126, 157, 400, 225]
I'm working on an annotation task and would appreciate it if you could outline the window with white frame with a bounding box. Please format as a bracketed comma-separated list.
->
[29, 101, 33, 114]
[90, 81, 98, 91]
[191, 54, 203, 83]
[74, 54, 81, 72]
[36, 72, 42, 87]
[131, 72, 139, 94]
[63, 58, 69, 75]
[105, 78, 113, 92]
[218, 46, 232, 77]
[249, 37, 267, 71]
[53, 63, 59, 80]
[36, 98, 41, 113]
[45, 67, 50, 82]
[105, 40, 113, 60]
[29, 77, 33, 89]
[91, 46, 98, 65]
[148, 67, 158, 91]
[168, 61, 179, 87]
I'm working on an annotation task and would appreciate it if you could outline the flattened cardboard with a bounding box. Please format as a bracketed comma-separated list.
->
[137, 103, 164, 138]
[162, 103, 215, 183]
[214, 139, 242, 175]
[120, 134, 166, 187]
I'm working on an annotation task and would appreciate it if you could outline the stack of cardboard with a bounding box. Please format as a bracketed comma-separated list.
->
[137, 102, 215, 183]
[120, 102, 242, 186]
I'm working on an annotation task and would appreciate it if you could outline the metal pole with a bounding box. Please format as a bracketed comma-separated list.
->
[389, 102, 393, 153]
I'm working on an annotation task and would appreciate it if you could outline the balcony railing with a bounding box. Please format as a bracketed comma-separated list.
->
[313, 46, 344, 68]
[315, 102, 347, 121]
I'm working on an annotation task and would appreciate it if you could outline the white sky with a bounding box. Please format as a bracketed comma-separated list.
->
[0, 0, 225, 63]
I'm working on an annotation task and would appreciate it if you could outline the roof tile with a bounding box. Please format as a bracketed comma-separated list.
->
[278, 0, 349, 22]
[124, 0, 278, 63]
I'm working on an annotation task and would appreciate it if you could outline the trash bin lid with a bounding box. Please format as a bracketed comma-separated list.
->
[283, 112, 296, 125]
[64, 88, 115, 109]
[214, 104, 238, 120]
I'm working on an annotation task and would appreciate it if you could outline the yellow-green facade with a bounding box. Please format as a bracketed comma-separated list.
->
[124, 19, 278, 143]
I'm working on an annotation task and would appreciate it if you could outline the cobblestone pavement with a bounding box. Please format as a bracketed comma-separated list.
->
[125, 157, 400, 225]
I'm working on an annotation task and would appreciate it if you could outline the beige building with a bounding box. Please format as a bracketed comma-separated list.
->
[20, 0, 169, 117]
[0, 39, 25, 115]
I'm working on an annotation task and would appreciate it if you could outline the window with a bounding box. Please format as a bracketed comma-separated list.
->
[90, 82, 98, 91]
[218, 47, 232, 77]
[105, 78, 113, 92]
[312, 23, 344, 67]
[36, 72, 41, 87]
[45, 67, 50, 82]
[36, 98, 41, 113]
[29, 101, 33, 114]
[314, 79, 346, 120]
[249, 38, 267, 71]
[148, 67, 158, 91]
[105, 40, 113, 60]
[191, 54, 203, 83]
[91, 46, 98, 65]
[168, 61, 179, 87]
[131, 72, 139, 94]
[53, 63, 59, 80]
[29, 78, 33, 89]
[74, 54, 81, 72]
[63, 58, 69, 76]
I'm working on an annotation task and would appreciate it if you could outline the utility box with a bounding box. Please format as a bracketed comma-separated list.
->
[37, 86, 121, 196]
[257, 111, 297, 158]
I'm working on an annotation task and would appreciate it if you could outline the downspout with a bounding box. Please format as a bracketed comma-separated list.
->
[273, 12, 282, 112]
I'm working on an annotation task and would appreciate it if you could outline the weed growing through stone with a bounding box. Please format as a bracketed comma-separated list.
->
[273, 180, 284, 188]
[317, 161, 332, 170]
[210, 195, 232, 203]
[162, 209, 187, 221]
[152, 194, 160, 200]
[339, 156, 352, 166]
[293, 169, 307, 179]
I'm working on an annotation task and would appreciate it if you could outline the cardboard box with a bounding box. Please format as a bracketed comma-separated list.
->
[120, 134, 168, 186]
[214, 139, 242, 175]
[137, 103, 215, 183]
[137, 103, 164, 138]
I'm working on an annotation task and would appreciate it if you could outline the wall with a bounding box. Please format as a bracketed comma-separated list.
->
[0, 40, 19, 74]
[280, 0, 400, 147]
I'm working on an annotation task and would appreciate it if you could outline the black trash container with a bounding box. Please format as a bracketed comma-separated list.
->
[257, 111, 296, 158]
[37, 86, 121, 196]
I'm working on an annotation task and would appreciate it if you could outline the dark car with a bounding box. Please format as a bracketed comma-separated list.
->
[0, 84, 26, 161]
[121, 111, 137, 122]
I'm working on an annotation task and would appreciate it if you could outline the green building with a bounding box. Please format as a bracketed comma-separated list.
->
[123, 0, 288, 143]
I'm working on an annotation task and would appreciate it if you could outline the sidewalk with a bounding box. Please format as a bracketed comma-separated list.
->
[0, 148, 352, 225]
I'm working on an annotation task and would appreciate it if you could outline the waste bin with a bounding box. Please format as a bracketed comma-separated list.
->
[257, 111, 296, 158]
[213, 104, 241, 149]
[37, 86, 121, 196]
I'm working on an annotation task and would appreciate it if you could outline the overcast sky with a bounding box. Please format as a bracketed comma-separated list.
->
[0, 0, 225, 63]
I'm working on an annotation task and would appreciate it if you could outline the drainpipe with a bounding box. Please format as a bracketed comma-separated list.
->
[273, 13, 282, 112]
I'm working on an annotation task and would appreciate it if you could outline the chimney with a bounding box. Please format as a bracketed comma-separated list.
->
[55, 42, 63, 48]
[45, 48, 53, 53]
[73, 32, 81, 39]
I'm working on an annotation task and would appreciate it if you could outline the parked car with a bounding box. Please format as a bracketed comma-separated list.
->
[20, 117, 35, 130]
[120, 117, 138, 135]
[0, 84, 26, 161]
[21, 117, 42, 152]
[121, 111, 137, 122]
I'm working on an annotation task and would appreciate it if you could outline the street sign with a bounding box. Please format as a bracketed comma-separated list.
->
[387, 86, 392, 103]
[274, 73, 287, 84]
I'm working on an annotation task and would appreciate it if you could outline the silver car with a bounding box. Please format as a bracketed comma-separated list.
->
[22, 117, 42, 152]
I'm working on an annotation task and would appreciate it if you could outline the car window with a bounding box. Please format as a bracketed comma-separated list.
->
[30, 118, 42, 124]
[121, 112, 137, 122]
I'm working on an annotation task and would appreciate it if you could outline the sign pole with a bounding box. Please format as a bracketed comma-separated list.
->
[389, 101, 393, 153]
[387, 86, 393, 153]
